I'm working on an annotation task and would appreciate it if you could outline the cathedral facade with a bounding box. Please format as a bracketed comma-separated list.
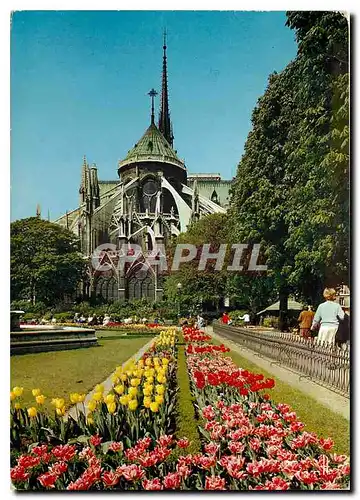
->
[55, 38, 232, 302]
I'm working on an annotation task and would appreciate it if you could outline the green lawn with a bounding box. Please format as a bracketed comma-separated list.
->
[173, 341, 202, 457]
[11, 337, 152, 409]
[213, 338, 350, 455]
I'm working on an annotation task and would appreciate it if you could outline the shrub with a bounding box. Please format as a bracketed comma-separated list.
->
[262, 316, 279, 328]
[53, 312, 74, 322]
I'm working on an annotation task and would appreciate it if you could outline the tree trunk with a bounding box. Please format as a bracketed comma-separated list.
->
[278, 287, 289, 331]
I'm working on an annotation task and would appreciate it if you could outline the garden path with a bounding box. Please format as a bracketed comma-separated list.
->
[65, 337, 155, 420]
[207, 326, 350, 421]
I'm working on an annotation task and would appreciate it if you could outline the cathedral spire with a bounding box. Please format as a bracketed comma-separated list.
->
[158, 30, 173, 146]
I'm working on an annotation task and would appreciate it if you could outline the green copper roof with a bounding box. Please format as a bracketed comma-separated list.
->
[118, 123, 185, 170]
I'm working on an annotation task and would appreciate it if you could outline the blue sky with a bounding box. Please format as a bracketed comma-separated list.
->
[11, 10, 297, 221]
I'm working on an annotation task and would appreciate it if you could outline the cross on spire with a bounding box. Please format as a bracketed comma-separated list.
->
[148, 88, 158, 124]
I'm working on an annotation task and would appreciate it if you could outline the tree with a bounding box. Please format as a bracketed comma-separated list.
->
[163, 212, 276, 316]
[283, 11, 349, 303]
[228, 65, 298, 329]
[228, 12, 349, 326]
[164, 213, 229, 314]
[11, 217, 86, 305]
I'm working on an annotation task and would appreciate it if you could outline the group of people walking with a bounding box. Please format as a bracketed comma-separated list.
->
[298, 288, 350, 347]
[219, 287, 349, 348]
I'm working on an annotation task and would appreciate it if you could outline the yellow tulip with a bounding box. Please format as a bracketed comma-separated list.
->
[150, 401, 159, 413]
[114, 384, 125, 395]
[128, 399, 138, 411]
[143, 387, 152, 396]
[36, 395, 46, 405]
[145, 358, 152, 366]
[162, 358, 169, 365]
[13, 387, 24, 397]
[70, 393, 80, 404]
[146, 377, 154, 384]
[78, 394, 86, 403]
[92, 392, 103, 401]
[120, 374, 127, 382]
[128, 387, 138, 398]
[87, 399, 97, 412]
[32, 388, 41, 397]
[107, 402, 116, 414]
[51, 398, 65, 409]
[119, 395, 129, 406]
[95, 384, 104, 393]
[143, 396, 151, 408]
[156, 384, 165, 395]
[155, 395, 164, 404]
[27, 407, 37, 418]
[10, 391, 15, 401]
[130, 378, 140, 387]
[14, 403, 21, 410]
[56, 398, 65, 409]
[56, 407, 66, 416]
[111, 375, 119, 385]
[126, 371, 133, 378]
[157, 375, 165, 384]
[104, 393, 115, 404]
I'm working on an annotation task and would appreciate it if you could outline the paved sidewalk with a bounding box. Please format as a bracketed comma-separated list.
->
[207, 326, 350, 421]
[66, 337, 155, 420]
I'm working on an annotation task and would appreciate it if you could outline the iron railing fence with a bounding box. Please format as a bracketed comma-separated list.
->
[213, 323, 350, 398]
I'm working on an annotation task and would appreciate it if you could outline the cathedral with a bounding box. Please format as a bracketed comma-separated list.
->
[55, 37, 232, 302]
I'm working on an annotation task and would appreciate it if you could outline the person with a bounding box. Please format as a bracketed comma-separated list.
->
[197, 314, 205, 329]
[196, 314, 204, 330]
[221, 312, 230, 324]
[103, 314, 111, 326]
[335, 307, 350, 348]
[311, 288, 344, 345]
[239, 312, 251, 327]
[297, 305, 315, 339]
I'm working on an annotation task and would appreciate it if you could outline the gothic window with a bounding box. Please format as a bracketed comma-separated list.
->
[141, 178, 157, 212]
[127, 269, 155, 301]
[211, 189, 218, 204]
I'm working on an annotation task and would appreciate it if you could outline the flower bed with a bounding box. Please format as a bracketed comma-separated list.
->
[10, 326, 350, 490]
[183, 326, 350, 490]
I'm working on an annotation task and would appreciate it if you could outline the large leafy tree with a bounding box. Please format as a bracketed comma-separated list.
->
[228, 65, 298, 328]
[164, 213, 228, 314]
[228, 11, 349, 327]
[164, 213, 277, 316]
[11, 217, 86, 305]
[284, 12, 349, 303]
